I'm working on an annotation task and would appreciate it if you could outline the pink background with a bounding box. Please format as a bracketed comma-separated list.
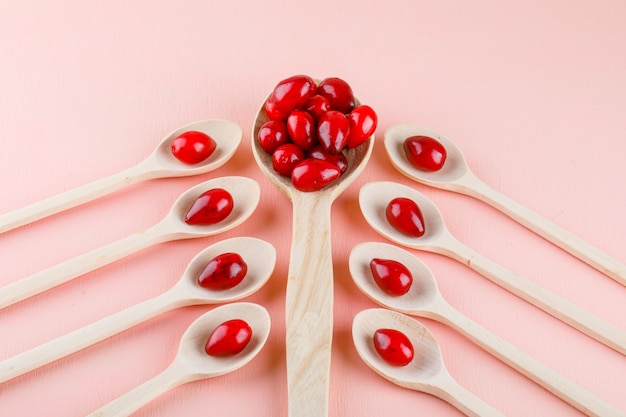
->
[1, 1, 625, 416]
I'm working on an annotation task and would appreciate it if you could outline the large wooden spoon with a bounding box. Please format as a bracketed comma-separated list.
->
[252, 91, 374, 417]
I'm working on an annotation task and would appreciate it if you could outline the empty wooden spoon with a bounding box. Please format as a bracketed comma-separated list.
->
[0, 237, 275, 384]
[0, 119, 242, 234]
[384, 124, 626, 287]
[86, 302, 271, 417]
[252, 90, 374, 417]
[353, 308, 505, 417]
[0, 176, 260, 310]
[350, 242, 625, 417]
[359, 180, 626, 355]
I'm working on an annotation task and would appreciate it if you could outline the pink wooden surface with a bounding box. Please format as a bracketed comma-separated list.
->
[0, 1, 624, 415]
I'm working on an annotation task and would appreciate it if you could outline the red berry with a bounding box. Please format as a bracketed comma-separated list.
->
[272, 143, 305, 176]
[265, 99, 289, 121]
[287, 110, 317, 150]
[385, 197, 425, 237]
[270, 75, 317, 114]
[303, 95, 331, 120]
[258, 120, 289, 153]
[291, 158, 341, 192]
[197, 252, 248, 290]
[403, 136, 447, 171]
[347, 105, 377, 148]
[317, 110, 351, 154]
[171, 131, 216, 165]
[373, 328, 414, 366]
[184, 188, 234, 225]
[205, 319, 252, 356]
[370, 258, 413, 296]
[308, 144, 348, 173]
[317, 77, 355, 113]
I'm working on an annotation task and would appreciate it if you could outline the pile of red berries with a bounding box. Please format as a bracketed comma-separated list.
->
[257, 75, 377, 192]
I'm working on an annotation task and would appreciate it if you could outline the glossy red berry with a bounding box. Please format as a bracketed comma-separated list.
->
[197, 252, 248, 290]
[403, 136, 447, 171]
[270, 75, 317, 114]
[317, 77, 355, 113]
[258, 120, 289, 153]
[287, 110, 317, 150]
[304, 95, 331, 120]
[347, 105, 377, 148]
[265, 99, 289, 121]
[317, 110, 351, 154]
[171, 131, 217, 164]
[205, 319, 252, 357]
[184, 188, 234, 225]
[291, 158, 341, 192]
[272, 143, 306, 176]
[308, 145, 348, 173]
[370, 258, 413, 295]
[385, 197, 425, 237]
[373, 328, 414, 366]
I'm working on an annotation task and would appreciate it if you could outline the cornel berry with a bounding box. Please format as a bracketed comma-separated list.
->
[171, 131, 217, 165]
[205, 319, 252, 357]
[370, 258, 413, 296]
[317, 77, 355, 114]
[403, 136, 447, 172]
[197, 252, 248, 290]
[373, 328, 414, 366]
[385, 197, 425, 237]
[272, 143, 305, 176]
[184, 188, 234, 225]
[258, 74, 377, 192]
[258, 120, 289, 153]
[291, 159, 341, 192]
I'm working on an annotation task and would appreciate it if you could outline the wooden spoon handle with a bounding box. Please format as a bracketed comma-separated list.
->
[285, 194, 334, 417]
[0, 223, 170, 310]
[440, 236, 626, 355]
[427, 368, 506, 417]
[458, 172, 626, 286]
[86, 360, 189, 417]
[0, 291, 179, 384]
[0, 162, 152, 235]
[434, 300, 625, 417]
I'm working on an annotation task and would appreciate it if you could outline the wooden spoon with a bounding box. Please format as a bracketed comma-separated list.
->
[251, 93, 374, 417]
[86, 302, 271, 417]
[0, 236, 275, 384]
[352, 308, 505, 417]
[0, 176, 260, 310]
[384, 124, 626, 287]
[350, 242, 625, 417]
[0, 119, 242, 234]
[359, 180, 626, 355]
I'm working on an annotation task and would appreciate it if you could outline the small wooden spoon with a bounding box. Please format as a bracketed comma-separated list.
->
[359, 180, 626, 355]
[352, 308, 505, 417]
[0, 236, 275, 384]
[384, 124, 626, 287]
[86, 302, 271, 417]
[252, 92, 374, 417]
[350, 242, 625, 417]
[0, 119, 242, 234]
[0, 176, 260, 310]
